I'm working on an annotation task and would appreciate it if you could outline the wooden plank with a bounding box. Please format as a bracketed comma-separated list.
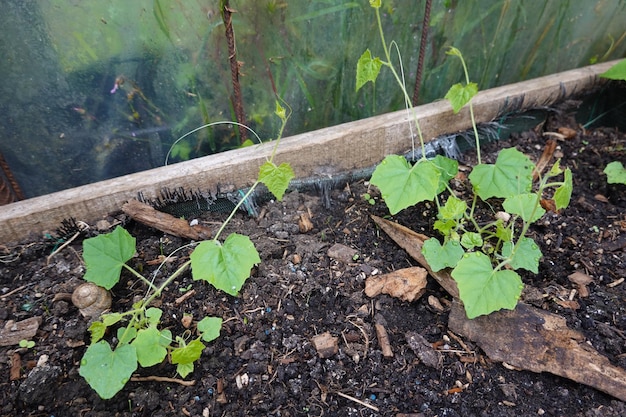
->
[0, 61, 616, 244]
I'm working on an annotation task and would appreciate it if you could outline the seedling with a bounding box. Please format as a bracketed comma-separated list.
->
[78, 102, 294, 399]
[19, 339, 35, 349]
[357, 1, 572, 318]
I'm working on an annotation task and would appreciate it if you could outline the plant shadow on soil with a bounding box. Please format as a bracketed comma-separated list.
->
[1, 92, 625, 417]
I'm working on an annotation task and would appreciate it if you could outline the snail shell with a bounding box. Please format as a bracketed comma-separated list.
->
[71, 283, 112, 318]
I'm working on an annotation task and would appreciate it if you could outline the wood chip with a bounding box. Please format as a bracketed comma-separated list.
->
[594, 194, 609, 203]
[405, 331, 441, 369]
[568, 271, 594, 298]
[427, 295, 445, 312]
[0, 317, 41, 346]
[557, 126, 577, 139]
[10, 352, 21, 380]
[311, 331, 338, 358]
[374, 323, 393, 357]
[298, 212, 314, 233]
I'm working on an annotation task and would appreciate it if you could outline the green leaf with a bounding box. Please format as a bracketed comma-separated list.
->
[356, 49, 383, 92]
[460, 232, 483, 250]
[83, 226, 136, 290]
[495, 219, 512, 242]
[439, 195, 467, 220]
[431, 155, 459, 193]
[469, 148, 534, 200]
[604, 161, 626, 185]
[177, 362, 194, 379]
[445, 82, 478, 113]
[446, 46, 463, 59]
[101, 312, 123, 327]
[451, 252, 523, 319]
[275, 100, 287, 121]
[503, 193, 545, 223]
[79, 341, 137, 399]
[434, 218, 456, 236]
[370, 156, 440, 215]
[88, 321, 107, 344]
[600, 59, 626, 81]
[197, 316, 222, 342]
[171, 338, 205, 378]
[259, 161, 294, 201]
[132, 327, 168, 367]
[501, 237, 542, 273]
[554, 168, 573, 209]
[117, 326, 137, 345]
[159, 329, 172, 347]
[145, 308, 163, 326]
[422, 238, 464, 272]
[191, 233, 260, 296]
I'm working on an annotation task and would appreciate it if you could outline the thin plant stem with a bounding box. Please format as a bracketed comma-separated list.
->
[122, 264, 159, 293]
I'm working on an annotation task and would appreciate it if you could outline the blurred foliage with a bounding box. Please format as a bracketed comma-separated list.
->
[1, 0, 626, 195]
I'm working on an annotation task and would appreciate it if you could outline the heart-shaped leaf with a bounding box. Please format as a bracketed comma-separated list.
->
[469, 148, 534, 200]
[79, 341, 137, 399]
[451, 252, 523, 318]
[191, 233, 260, 296]
[259, 161, 294, 201]
[83, 226, 135, 290]
[356, 49, 383, 92]
[370, 156, 440, 215]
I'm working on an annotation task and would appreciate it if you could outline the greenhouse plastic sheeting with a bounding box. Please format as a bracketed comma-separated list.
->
[1, 0, 625, 197]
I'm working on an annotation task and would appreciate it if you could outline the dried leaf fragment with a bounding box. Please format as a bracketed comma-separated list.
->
[364, 267, 428, 302]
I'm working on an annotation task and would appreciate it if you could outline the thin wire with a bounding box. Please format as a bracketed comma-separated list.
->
[164, 121, 263, 166]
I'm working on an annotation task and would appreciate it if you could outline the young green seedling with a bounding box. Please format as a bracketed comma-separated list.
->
[78, 101, 294, 399]
[357, 0, 573, 318]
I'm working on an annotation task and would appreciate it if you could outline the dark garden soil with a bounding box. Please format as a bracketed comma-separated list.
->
[1, 96, 625, 417]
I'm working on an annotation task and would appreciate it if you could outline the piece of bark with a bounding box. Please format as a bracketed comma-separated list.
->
[372, 214, 626, 401]
[0, 317, 41, 346]
[405, 331, 441, 369]
[311, 331, 339, 358]
[371, 215, 459, 298]
[10, 352, 21, 380]
[448, 300, 626, 401]
[568, 271, 593, 298]
[122, 199, 212, 240]
[365, 267, 428, 302]
[373, 316, 394, 358]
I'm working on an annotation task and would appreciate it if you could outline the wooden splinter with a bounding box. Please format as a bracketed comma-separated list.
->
[374, 322, 393, 358]
[122, 199, 212, 241]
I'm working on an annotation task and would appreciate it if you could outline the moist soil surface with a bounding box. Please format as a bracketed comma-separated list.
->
[1, 100, 625, 417]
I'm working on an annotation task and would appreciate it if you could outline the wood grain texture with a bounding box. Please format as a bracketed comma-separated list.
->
[0, 61, 616, 244]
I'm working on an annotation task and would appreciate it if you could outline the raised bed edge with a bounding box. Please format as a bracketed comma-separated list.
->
[0, 61, 617, 244]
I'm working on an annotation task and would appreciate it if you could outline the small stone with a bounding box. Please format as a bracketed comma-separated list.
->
[327, 243, 358, 264]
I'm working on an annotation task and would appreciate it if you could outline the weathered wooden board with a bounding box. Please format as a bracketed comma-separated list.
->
[0, 61, 616, 244]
